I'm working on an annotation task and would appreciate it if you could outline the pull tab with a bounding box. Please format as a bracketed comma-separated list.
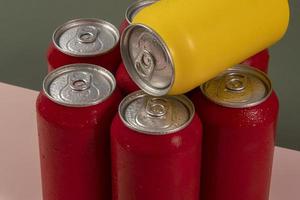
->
[225, 73, 248, 92]
[59, 72, 100, 104]
[135, 49, 155, 80]
[67, 26, 103, 54]
[69, 73, 91, 91]
[145, 97, 169, 117]
[76, 26, 98, 43]
[135, 97, 172, 129]
[217, 72, 251, 103]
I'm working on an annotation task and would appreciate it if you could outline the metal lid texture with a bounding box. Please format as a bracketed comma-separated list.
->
[119, 90, 194, 135]
[126, 0, 158, 23]
[121, 24, 174, 96]
[43, 63, 116, 107]
[53, 18, 119, 57]
[201, 65, 272, 108]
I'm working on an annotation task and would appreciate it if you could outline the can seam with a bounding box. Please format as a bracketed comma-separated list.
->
[125, 0, 158, 24]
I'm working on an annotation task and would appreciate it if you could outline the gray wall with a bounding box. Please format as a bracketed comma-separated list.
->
[0, 0, 299, 150]
[270, 0, 300, 150]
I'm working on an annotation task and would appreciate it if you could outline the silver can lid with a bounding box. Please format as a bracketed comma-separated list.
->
[43, 63, 116, 107]
[119, 91, 194, 135]
[126, 0, 158, 23]
[201, 65, 272, 108]
[53, 18, 119, 57]
[121, 24, 174, 96]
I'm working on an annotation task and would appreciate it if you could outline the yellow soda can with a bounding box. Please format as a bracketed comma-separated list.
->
[120, 0, 289, 96]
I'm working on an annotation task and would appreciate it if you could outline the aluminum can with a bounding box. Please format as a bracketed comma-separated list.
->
[242, 49, 270, 73]
[121, 0, 289, 95]
[47, 18, 121, 73]
[116, 62, 139, 95]
[190, 65, 279, 200]
[36, 63, 122, 200]
[119, 0, 158, 34]
[111, 91, 202, 200]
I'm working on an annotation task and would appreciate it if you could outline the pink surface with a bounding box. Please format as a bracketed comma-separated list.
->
[0, 82, 299, 200]
[0, 83, 42, 200]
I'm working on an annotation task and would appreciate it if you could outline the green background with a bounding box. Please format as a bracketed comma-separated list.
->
[0, 0, 299, 150]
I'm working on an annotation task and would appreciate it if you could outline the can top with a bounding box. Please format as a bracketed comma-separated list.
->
[119, 91, 194, 135]
[126, 0, 158, 24]
[121, 24, 174, 96]
[201, 65, 272, 108]
[53, 18, 119, 57]
[43, 63, 116, 107]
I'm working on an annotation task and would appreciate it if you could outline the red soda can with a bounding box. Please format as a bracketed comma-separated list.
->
[119, 0, 158, 34]
[241, 49, 270, 73]
[115, 62, 139, 95]
[47, 18, 121, 73]
[36, 63, 122, 200]
[190, 65, 279, 200]
[111, 91, 203, 200]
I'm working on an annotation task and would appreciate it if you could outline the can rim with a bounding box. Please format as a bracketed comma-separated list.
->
[118, 90, 195, 135]
[200, 65, 273, 108]
[43, 63, 116, 107]
[125, 0, 158, 24]
[52, 18, 120, 57]
[120, 23, 175, 96]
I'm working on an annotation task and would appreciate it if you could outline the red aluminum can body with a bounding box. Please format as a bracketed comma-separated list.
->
[36, 64, 122, 200]
[241, 49, 269, 73]
[111, 91, 203, 200]
[119, 19, 129, 34]
[116, 62, 139, 95]
[190, 66, 279, 200]
[47, 19, 121, 73]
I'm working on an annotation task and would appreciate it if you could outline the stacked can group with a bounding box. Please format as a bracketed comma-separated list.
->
[36, 0, 286, 199]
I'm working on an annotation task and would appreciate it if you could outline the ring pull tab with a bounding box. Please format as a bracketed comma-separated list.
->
[225, 73, 248, 92]
[69, 73, 91, 91]
[217, 72, 251, 103]
[135, 97, 172, 129]
[59, 72, 100, 104]
[145, 97, 169, 117]
[76, 25, 99, 43]
[135, 49, 156, 80]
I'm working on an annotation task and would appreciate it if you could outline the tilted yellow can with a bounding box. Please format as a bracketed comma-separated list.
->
[120, 0, 289, 96]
